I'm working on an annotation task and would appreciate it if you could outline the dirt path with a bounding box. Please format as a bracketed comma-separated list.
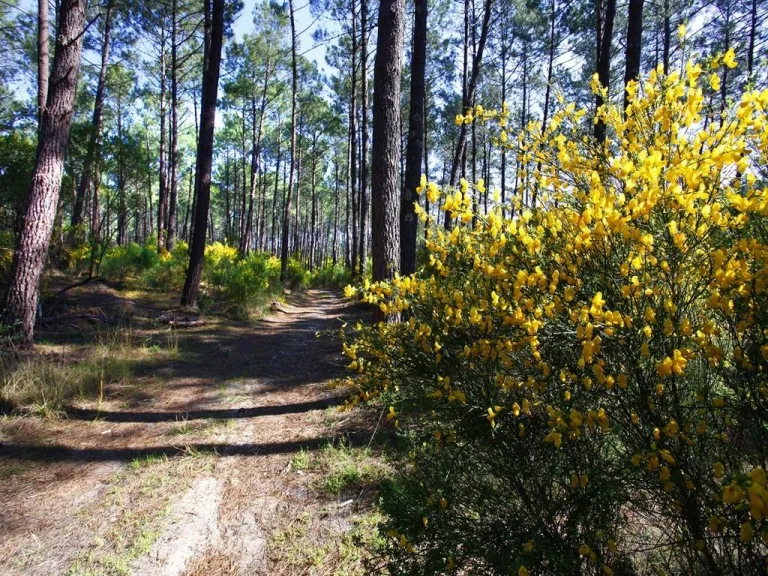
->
[0, 290, 380, 576]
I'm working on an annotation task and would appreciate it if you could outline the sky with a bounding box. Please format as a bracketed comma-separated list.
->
[234, 0, 333, 75]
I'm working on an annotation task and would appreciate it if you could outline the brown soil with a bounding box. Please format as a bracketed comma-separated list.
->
[0, 288, 384, 576]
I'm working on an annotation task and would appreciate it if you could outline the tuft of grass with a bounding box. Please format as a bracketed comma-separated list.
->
[0, 325, 179, 414]
[130, 454, 168, 470]
[296, 442, 389, 497]
[292, 448, 311, 471]
[0, 352, 131, 414]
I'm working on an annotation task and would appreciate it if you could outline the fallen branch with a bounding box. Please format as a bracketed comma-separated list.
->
[165, 319, 205, 329]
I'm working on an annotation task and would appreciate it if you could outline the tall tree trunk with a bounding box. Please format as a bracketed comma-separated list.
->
[345, 128, 351, 268]
[309, 143, 317, 271]
[358, 0, 369, 276]
[500, 39, 507, 210]
[117, 99, 126, 245]
[4, 0, 87, 343]
[623, 0, 644, 111]
[241, 59, 271, 254]
[37, 0, 49, 128]
[181, 0, 224, 307]
[158, 27, 168, 253]
[444, 0, 494, 229]
[662, 0, 670, 74]
[594, 0, 616, 143]
[293, 138, 302, 253]
[280, 0, 299, 282]
[746, 0, 756, 85]
[167, 0, 180, 251]
[240, 105, 248, 241]
[532, 0, 556, 208]
[371, 0, 404, 300]
[272, 134, 281, 255]
[349, 4, 359, 273]
[333, 158, 339, 265]
[72, 0, 113, 237]
[183, 168, 192, 240]
[400, 0, 427, 275]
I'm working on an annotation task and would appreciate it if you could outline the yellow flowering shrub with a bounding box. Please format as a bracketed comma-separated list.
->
[343, 59, 768, 574]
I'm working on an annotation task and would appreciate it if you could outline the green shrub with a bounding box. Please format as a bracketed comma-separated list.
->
[203, 244, 281, 311]
[285, 257, 310, 290]
[311, 261, 353, 289]
[341, 63, 768, 574]
[141, 242, 188, 292]
[100, 242, 160, 282]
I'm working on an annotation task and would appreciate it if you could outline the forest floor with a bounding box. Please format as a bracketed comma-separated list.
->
[0, 284, 390, 576]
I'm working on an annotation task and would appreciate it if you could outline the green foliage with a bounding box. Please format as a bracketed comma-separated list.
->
[142, 242, 189, 292]
[203, 242, 282, 313]
[310, 262, 353, 289]
[100, 243, 161, 282]
[285, 257, 310, 290]
[0, 230, 15, 284]
[342, 67, 768, 574]
[0, 132, 35, 237]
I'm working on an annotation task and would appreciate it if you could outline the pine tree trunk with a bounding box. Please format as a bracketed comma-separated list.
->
[371, 0, 404, 299]
[594, 0, 616, 143]
[444, 0, 494, 229]
[400, 0, 427, 275]
[272, 135, 281, 255]
[157, 27, 168, 253]
[358, 0, 369, 276]
[167, 0, 180, 251]
[4, 0, 87, 343]
[37, 0, 49, 127]
[181, 0, 224, 307]
[71, 0, 112, 237]
[623, 0, 644, 112]
[280, 0, 299, 282]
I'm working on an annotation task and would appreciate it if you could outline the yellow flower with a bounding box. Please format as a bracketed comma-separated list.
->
[709, 73, 721, 91]
[722, 47, 737, 69]
[544, 430, 562, 448]
[416, 174, 427, 194]
[426, 182, 440, 204]
[677, 23, 687, 39]
[741, 521, 754, 542]
[518, 567, 529, 576]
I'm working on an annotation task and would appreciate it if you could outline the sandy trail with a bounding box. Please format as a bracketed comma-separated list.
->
[0, 290, 369, 576]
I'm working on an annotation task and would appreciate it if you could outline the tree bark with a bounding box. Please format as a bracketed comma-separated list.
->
[4, 0, 88, 343]
[167, 0, 180, 251]
[371, 0, 404, 297]
[180, 0, 224, 307]
[38, 0, 49, 128]
[358, 0, 369, 276]
[444, 0, 493, 229]
[241, 57, 271, 255]
[71, 0, 113, 236]
[280, 0, 299, 282]
[157, 25, 168, 253]
[623, 0, 644, 112]
[746, 0, 756, 85]
[400, 0, 427, 275]
[594, 0, 616, 143]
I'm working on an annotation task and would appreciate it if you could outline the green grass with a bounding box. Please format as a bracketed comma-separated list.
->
[0, 326, 179, 414]
[130, 454, 168, 470]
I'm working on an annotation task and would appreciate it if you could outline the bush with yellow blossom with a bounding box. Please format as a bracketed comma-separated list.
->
[342, 55, 768, 575]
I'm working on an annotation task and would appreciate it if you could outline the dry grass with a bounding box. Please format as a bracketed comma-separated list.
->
[65, 453, 216, 576]
[0, 325, 179, 415]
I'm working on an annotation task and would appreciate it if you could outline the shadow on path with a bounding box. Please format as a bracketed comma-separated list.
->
[63, 397, 345, 423]
[0, 432, 376, 463]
